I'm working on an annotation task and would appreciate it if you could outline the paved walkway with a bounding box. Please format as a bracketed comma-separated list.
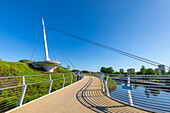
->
[10, 76, 148, 113]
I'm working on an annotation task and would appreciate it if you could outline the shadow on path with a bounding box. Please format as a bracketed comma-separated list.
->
[76, 77, 133, 113]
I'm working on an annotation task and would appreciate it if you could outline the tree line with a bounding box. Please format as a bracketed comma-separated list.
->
[100, 66, 170, 75]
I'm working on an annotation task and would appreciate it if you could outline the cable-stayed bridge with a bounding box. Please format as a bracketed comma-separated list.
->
[1, 73, 170, 113]
[0, 18, 170, 113]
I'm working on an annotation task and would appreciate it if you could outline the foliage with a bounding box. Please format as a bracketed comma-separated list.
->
[81, 70, 89, 73]
[129, 71, 136, 75]
[161, 69, 167, 75]
[100, 67, 114, 74]
[19, 59, 32, 63]
[145, 68, 156, 75]
[67, 65, 70, 70]
[100, 67, 107, 73]
[140, 65, 146, 75]
[71, 69, 80, 72]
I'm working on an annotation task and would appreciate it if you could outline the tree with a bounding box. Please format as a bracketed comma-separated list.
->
[161, 69, 166, 75]
[140, 65, 146, 75]
[72, 69, 80, 72]
[67, 65, 70, 71]
[100, 67, 114, 74]
[81, 70, 89, 73]
[100, 67, 107, 73]
[19, 59, 32, 63]
[129, 71, 136, 75]
[168, 70, 170, 75]
[107, 67, 114, 74]
[145, 68, 156, 75]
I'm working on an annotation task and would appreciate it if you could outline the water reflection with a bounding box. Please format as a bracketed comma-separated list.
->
[144, 87, 160, 98]
[110, 80, 170, 112]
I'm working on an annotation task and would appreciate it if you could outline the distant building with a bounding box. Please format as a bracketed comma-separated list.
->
[158, 65, 165, 71]
[127, 68, 135, 73]
[158, 65, 165, 74]
[119, 69, 124, 73]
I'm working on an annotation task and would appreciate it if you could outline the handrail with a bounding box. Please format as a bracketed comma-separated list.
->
[97, 73, 170, 113]
[0, 73, 85, 112]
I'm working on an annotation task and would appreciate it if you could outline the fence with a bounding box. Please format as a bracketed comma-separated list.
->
[99, 74, 170, 112]
[0, 73, 84, 112]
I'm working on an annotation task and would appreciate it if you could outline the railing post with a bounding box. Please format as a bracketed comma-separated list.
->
[75, 74, 77, 82]
[127, 75, 133, 106]
[78, 73, 80, 81]
[80, 74, 82, 80]
[48, 74, 53, 94]
[105, 74, 110, 97]
[100, 74, 105, 92]
[70, 73, 72, 85]
[128, 75, 130, 84]
[18, 76, 27, 106]
[62, 74, 65, 88]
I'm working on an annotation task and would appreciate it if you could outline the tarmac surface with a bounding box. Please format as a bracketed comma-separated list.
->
[10, 76, 148, 113]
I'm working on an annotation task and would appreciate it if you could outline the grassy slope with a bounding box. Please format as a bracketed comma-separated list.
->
[0, 61, 41, 76]
[0, 61, 74, 112]
[0, 60, 71, 76]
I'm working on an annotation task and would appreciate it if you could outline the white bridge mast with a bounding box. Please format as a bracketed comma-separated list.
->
[42, 17, 50, 61]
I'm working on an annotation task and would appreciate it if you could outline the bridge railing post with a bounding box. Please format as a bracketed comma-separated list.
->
[75, 74, 77, 82]
[127, 75, 133, 106]
[77, 73, 80, 81]
[70, 73, 72, 85]
[83, 73, 84, 79]
[48, 74, 53, 94]
[18, 76, 27, 106]
[100, 73, 105, 92]
[105, 74, 110, 97]
[62, 74, 65, 88]
[80, 73, 83, 80]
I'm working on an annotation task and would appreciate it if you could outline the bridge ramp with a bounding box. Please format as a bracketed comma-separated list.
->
[10, 76, 148, 113]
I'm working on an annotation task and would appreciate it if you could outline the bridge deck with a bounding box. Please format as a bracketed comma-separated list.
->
[10, 76, 148, 113]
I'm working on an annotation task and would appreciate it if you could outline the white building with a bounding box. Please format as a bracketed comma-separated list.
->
[127, 68, 135, 73]
[158, 65, 165, 74]
[119, 69, 124, 73]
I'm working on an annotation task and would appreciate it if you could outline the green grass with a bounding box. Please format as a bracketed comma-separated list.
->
[0, 61, 75, 112]
[0, 61, 41, 77]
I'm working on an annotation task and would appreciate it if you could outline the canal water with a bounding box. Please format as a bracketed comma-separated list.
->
[110, 82, 170, 112]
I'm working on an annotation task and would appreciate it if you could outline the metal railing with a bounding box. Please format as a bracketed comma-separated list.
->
[0, 73, 84, 112]
[98, 74, 170, 113]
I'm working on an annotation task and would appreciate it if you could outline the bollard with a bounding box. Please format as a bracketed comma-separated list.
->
[48, 74, 53, 94]
[18, 76, 27, 106]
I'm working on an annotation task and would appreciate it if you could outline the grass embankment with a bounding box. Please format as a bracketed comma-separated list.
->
[0, 60, 41, 77]
[0, 61, 75, 112]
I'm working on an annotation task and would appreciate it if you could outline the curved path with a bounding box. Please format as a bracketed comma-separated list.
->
[10, 76, 148, 113]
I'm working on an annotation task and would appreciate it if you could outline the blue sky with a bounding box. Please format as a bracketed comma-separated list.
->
[0, 0, 170, 72]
